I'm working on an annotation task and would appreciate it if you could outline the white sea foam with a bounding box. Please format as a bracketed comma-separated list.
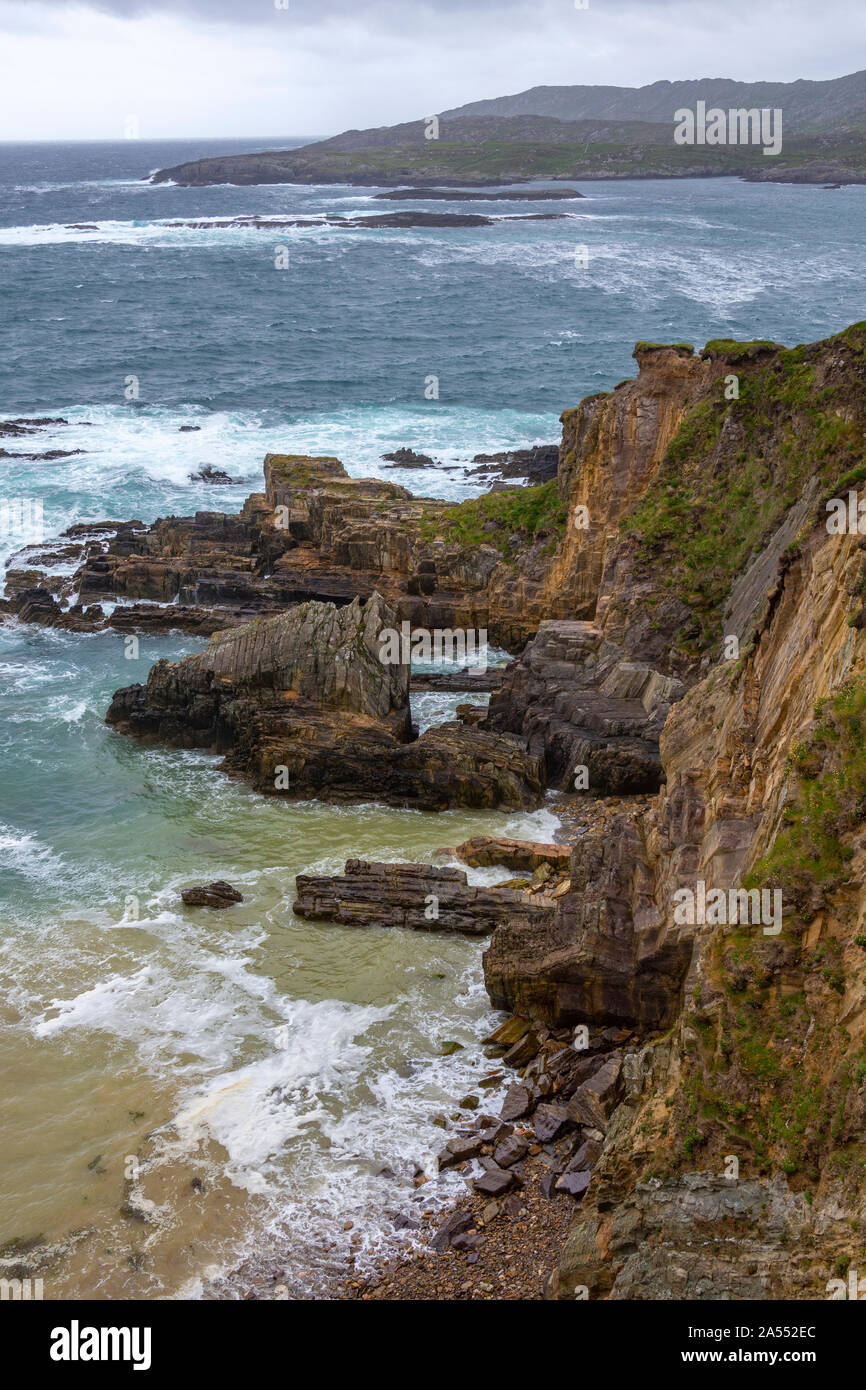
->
[172, 997, 393, 1189]
[0, 401, 556, 528]
[0, 824, 64, 880]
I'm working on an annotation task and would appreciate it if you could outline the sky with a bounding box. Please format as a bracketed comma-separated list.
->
[0, 0, 864, 142]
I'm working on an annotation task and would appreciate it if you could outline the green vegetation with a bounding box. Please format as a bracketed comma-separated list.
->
[666, 678, 866, 1182]
[634, 341, 694, 354]
[180, 133, 866, 187]
[702, 339, 779, 362]
[620, 323, 866, 656]
[671, 922, 866, 1182]
[745, 680, 866, 920]
[423, 479, 568, 553]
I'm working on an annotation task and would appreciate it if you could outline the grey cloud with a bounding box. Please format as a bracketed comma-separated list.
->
[1, 0, 837, 21]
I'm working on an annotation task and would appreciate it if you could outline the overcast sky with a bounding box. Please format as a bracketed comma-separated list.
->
[0, 0, 863, 141]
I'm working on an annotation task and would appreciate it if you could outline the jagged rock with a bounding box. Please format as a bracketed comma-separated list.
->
[564, 1054, 622, 1134]
[478, 1121, 513, 1144]
[106, 593, 538, 809]
[455, 702, 488, 726]
[565, 1136, 603, 1172]
[532, 1103, 571, 1142]
[500, 1084, 533, 1122]
[451, 1231, 483, 1252]
[429, 1209, 473, 1251]
[467, 444, 559, 486]
[555, 1168, 592, 1198]
[189, 465, 233, 484]
[482, 817, 692, 1028]
[11, 587, 105, 632]
[293, 860, 552, 935]
[438, 1135, 483, 1170]
[381, 448, 437, 469]
[181, 881, 244, 908]
[483, 1016, 531, 1046]
[106, 590, 409, 731]
[485, 620, 681, 794]
[451, 836, 571, 873]
[502, 1030, 540, 1067]
[491, 1135, 529, 1168]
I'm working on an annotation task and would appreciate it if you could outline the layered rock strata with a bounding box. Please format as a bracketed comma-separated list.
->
[293, 860, 555, 935]
[106, 593, 544, 810]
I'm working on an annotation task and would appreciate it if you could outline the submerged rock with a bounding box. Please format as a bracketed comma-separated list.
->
[467, 444, 559, 486]
[189, 465, 233, 484]
[181, 881, 244, 908]
[381, 448, 438, 469]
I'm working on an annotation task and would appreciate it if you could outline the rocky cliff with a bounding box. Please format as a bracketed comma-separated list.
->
[481, 321, 866, 1299]
[279, 321, 866, 1299]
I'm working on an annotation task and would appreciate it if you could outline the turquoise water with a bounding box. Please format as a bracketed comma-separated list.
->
[1, 140, 865, 1297]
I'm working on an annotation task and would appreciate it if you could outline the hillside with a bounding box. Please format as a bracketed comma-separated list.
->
[151, 70, 866, 187]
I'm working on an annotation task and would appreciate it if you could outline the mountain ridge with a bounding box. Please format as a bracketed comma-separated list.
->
[150, 69, 866, 187]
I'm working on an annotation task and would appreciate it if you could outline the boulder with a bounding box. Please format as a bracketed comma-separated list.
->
[500, 1084, 534, 1122]
[429, 1209, 473, 1251]
[566, 1056, 623, 1133]
[181, 881, 244, 909]
[452, 836, 571, 873]
[555, 1168, 592, 1198]
[492, 1135, 529, 1168]
[472, 1166, 515, 1197]
[438, 1135, 483, 1170]
[532, 1103, 571, 1143]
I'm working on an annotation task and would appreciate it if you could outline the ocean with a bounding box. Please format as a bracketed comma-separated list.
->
[1, 138, 864, 1297]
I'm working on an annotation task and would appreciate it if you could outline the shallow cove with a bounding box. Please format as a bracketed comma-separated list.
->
[0, 618, 561, 1297]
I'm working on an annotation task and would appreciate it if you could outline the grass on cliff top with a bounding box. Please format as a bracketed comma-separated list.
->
[620, 321, 866, 656]
[634, 341, 695, 354]
[420, 479, 568, 553]
[701, 339, 780, 362]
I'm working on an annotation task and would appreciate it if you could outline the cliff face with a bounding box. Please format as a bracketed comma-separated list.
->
[483, 322, 866, 1299]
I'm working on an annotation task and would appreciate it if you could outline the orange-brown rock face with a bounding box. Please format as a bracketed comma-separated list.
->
[489, 345, 711, 640]
[488, 326, 866, 1301]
